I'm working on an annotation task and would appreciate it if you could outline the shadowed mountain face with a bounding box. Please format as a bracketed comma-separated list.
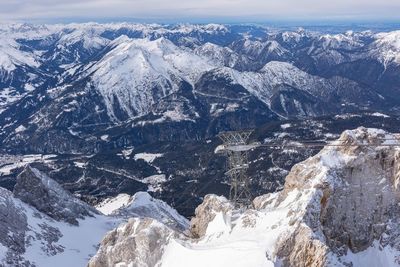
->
[0, 23, 400, 216]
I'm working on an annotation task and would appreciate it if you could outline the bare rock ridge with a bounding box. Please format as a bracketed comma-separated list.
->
[0, 166, 188, 266]
[88, 127, 400, 267]
[13, 166, 98, 225]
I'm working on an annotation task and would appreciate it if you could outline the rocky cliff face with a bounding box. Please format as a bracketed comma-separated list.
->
[0, 166, 187, 267]
[0, 187, 31, 266]
[274, 127, 400, 266]
[88, 127, 400, 267]
[13, 166, 98, 225]
[0, 167, 118, 267]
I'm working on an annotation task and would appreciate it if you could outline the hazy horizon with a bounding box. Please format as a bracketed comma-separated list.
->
[1, 0, 400, 24]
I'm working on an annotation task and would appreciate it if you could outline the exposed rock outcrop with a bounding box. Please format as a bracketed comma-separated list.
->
[88, 218, 179, 267]
[190, 195, 233, 238]
[0, 167, 123, 267]
[89, 127, 400, 267]
[13, 166, 98, 225]
[274, 127, 400, 266]
[0, 187, 31, 266]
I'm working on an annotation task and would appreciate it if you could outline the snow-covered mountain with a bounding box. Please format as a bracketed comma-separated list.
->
[96, 191, 189, 231]
[0, 165, 187, 267]
[88, 127, 400, 267]
[87, 36, 216, 121]
[1, 22, 400, 224]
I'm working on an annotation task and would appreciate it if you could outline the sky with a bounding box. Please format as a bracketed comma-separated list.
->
[0, 0, 399, 23]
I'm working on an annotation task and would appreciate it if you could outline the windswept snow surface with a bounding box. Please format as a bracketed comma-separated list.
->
[111, 192, 189, 230]
[161, 190, 303, 267]
[341, 241, 400, 267]
[96, 192, 188, 231]
[23, 214, 120, 267]
[95, 193, 133, 215]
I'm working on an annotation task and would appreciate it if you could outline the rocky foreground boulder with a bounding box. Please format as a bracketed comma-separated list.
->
[88, 218, 182, 267]
[89, 127, 400, 267]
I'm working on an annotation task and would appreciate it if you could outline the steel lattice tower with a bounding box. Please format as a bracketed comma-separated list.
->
[217, 130, 258, 207]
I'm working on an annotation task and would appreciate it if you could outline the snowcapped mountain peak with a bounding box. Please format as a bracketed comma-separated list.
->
[281, 29, 311, 43]
[194, 42, 239, 67]
[318, 33, 364, 50]
[373, 30, 400, 65]
[56, 27, 109, 51]
[0, 37, 39, 72]
[96, 191, 189, 231]
[172, 23, 228, 34]
[89, 36, 215, 121]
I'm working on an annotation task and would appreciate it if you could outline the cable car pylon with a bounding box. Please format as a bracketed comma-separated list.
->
[216, 130, 260, 208]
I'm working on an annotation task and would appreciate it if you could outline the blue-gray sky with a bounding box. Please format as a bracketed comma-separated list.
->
[1, 0, 399, 23]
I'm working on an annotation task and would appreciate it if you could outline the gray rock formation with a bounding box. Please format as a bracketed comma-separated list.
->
[189, 194, 233, 238]
[13, 166, 98, 225]
[0, 186, 64, 267]
[273, 127, 400, 266]
[0, 187, 31, 266]
[88, 218, 178, 267]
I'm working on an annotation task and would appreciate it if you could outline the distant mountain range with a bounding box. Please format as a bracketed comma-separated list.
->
[0, 23, 400, 216]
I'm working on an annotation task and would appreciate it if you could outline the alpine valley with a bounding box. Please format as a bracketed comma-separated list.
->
[1, 22, 400, 266]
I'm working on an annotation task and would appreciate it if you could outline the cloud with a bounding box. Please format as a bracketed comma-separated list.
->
[1, 0, 399, 22]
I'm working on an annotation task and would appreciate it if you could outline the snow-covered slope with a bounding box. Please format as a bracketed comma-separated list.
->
[96, 192, 189, 231]
[1, 23, 399, 140]
[205, 61, 379, 117]
[90, 127, 400, 267]
[88, 36, 216, 121]
[0, 167, 121, 267]
[0, 166, 187, 267]
[371, 31, 400, 66]
[0, 38, 39, 73]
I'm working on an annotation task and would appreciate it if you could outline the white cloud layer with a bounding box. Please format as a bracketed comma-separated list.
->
[0, 0, 399, 22]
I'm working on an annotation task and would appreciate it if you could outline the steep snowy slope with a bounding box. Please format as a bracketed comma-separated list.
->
[0, 166, 187, 267]
[202, 61, 382, 117]
[0, 33, 43, 108]
[0, 166, 119, 267]
[371, 31, 400, 66]
[89, 127, 400, 267]
[96, 192, 189, 231]
[88, 36, 216, 121]
[0, 38, 38, 73]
